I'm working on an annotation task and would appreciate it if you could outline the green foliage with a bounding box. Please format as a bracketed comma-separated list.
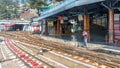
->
[29, 0, 47, 16]
[0, 0, 18, 20]
[28, 0, 63, 16]
[29, 0, 47, 9]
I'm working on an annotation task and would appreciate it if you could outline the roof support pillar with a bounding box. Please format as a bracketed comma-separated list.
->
[45, 20, 48, 34]
[84, 14, 90, 33]
[108, 9, 114, 43]
[101, 1, 115, 44]
[55, 21, 57, 34]
[84, 14, 90, 41]
[57, 20, 61, 35]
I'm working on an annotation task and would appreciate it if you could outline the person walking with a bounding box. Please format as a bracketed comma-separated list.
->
[82, 31, 88, 47]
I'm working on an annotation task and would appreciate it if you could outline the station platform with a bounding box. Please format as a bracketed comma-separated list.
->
[39, 33, 108, 46]
[39, 34, 120, 54]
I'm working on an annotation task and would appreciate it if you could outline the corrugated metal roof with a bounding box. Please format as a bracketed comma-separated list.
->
[33, 0, 105, 21]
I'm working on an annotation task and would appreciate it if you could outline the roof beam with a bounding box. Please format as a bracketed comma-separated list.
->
[112, 0, 119, 6]
[101, 2, 110, 9]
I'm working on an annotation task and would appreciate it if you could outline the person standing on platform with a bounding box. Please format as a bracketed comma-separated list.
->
[82, 31, 88, 47]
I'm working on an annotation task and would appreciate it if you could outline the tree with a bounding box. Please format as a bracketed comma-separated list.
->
[29, 0, 47, 16]
[0, 0, 19, 20]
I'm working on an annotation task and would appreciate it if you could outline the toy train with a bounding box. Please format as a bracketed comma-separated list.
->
[31, 23, 41, 34]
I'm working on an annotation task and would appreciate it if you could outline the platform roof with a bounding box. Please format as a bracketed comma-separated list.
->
[33, 0, 105, 21]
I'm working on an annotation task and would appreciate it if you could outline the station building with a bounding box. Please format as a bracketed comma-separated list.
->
[33, 0, 120, 45]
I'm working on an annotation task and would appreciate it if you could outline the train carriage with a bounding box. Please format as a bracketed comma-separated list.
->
[5, 23, 15, 31]
[31, 23, 41, 34]
[0, 23, 15, 31]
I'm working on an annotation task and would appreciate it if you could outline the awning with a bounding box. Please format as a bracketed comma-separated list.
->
[5, 23, 15, 27]
[32, 23, 40, 26]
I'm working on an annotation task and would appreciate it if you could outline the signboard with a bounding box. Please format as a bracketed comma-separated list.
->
[78, 15, 83, 21]
[48, 21, 53, 26]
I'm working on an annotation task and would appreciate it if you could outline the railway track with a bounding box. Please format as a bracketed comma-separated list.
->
[5, 38, 53, 68]
[11, 39, 97, 68]
[1, 31, 120, 68]
[18, 32, 120, 67]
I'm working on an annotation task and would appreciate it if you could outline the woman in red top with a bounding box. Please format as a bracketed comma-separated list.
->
[82, 31, 88, 47]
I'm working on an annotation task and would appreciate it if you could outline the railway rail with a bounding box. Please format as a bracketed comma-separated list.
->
[5, 38, 53, 68]
[11, 39, 96, 68]
[1, 31, 120, 68]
